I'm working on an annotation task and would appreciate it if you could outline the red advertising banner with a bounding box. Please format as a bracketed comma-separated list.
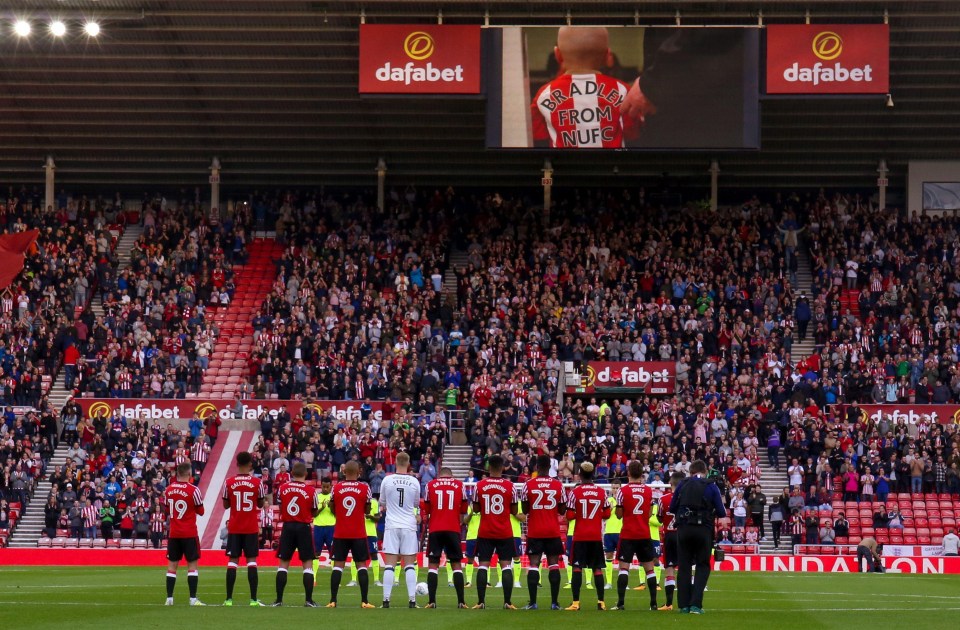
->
[358, 24, 481, 94]
[74, 398, 390, 423]
[718, 554, 960, 574]
[855, 404, 960, 426]
[567, 361, 676, 395]
[766, 24, 889, 94]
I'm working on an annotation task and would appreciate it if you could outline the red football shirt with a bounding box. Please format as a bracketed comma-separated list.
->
[276, 480, 318, 524]
[521, 476, 566, 539]
[658, 491, 676, 533]
[565, 484, 610, 542]
[616, 482, 654, 540]
[531, 73, 637, 149]
[474, 477, 516, 539]
[423, 477, 468, 533]
[164, 480, 204, 538]
[332, 480, 371, 539]
[222, 474, 267, 534]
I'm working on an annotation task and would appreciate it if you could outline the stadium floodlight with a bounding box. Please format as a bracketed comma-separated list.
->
[50, 21, 67, 37]
[84, 21, 100, 37]
[14, 20, 32, 37]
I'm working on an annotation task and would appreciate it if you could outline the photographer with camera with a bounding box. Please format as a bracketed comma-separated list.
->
[669, 460, 726, 615]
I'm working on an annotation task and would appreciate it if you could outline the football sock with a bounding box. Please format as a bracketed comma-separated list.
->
[477, 567, 488, 604]
[571, 569, 582, 601]
[275, 567, 288, 603]
[226, 565, 238, 600]
[646, 571, 658, 607]
[312, 559, 321, 580]
[382, 566, 395, 601]
[446, 562, 454, 584]
[548, 566, 561, 605]
[247, 565, 258, 600]
[605, 560, 613, 585]
[351, 562, 358, 583]
[404, 565, 417, 601]
[187, 571, 198, 599]
[166, 572, 176, 598]
[665, 579, 676, 606]
[330, 566, 343, 603]
[501, 566, 513, 604]
[427, 569, 439, 604]
[453, 569, 465, 605]
[465, 561, 474, 584]
[617, 570, 629, 607]
[527, 568, 539, 605]
[654, 564, 663, 585]
[593, 571, 605, 602]
[566, 559, 573, 585]
[371, 559, 380, 583]
[304, 569, 315, 602]
[358, 567, 369, 603]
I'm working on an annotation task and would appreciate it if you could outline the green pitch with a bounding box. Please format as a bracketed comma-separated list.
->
[0, 567, 958, 629]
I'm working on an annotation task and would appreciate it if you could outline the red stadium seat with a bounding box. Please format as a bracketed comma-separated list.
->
[37, 537, 53, 548]
[903, 535, 918, 544]
[52, 537, 67, 548]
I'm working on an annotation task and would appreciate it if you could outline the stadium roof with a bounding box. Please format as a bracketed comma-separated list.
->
[0, 0, 958, 191]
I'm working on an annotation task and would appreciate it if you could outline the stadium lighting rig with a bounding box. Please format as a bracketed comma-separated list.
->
[6, 17, 102, 38]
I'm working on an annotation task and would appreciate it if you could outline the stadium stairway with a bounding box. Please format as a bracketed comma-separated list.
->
[792, 246, 816, 361]
[441, 444, 472, 480]
[443, 248, 468, 303]
[199, 238, 283, 400]
[89, 224, 144, 320]
[197, 430, 261, 548]
[7, 442, 71, 548]
[757, 453, 791, 555]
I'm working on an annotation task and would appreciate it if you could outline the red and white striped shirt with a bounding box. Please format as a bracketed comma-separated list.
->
[259, 507, 274, 529]
[530, 73, 636, 149]
[191, 441, 209, 463]
[82, 505, 99, 528]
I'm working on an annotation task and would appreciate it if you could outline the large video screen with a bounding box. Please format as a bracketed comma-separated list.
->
[923, 183, 960, 211]
[486, 26, 760, 150]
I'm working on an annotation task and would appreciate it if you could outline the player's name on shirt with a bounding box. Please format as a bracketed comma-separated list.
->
[278, 483, 314, 500]
[226, 476, 260, 491]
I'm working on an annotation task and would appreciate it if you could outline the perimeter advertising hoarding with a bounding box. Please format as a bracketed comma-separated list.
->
[486, 26, 760, 149]
[75, 398, 389, 423]
[856, 404, 960, 426]
[359, 24, 481, 94]
[566, 361, 676, 395]
[766, 24, 889, 94]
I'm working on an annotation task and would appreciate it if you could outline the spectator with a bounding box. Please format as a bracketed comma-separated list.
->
[942, 529, 960, 557]
[819, 520, 836, 545]
[833, 512, 850, 538]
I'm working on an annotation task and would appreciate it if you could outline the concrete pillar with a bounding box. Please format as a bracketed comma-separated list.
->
[709, 160, 720, 211]
[542, 159, 553, 213]
[376, 158, 387, 212]
[44, 156, 55, 213]
[209, 157, 221, 218]
[877, 159, 889, 211]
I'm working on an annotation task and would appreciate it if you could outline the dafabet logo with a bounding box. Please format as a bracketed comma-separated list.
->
[403, 32, 435, 60]
[811, 31, 843, 61]
[766, 24, 889, 94]
[359, 25, 481, 94]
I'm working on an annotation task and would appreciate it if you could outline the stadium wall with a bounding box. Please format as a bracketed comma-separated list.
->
[2, 550, 959, 574]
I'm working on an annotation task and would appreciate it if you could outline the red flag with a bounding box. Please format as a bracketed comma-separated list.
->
[0, 229, 40, 291]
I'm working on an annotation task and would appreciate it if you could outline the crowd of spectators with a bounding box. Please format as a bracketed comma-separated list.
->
[228, 189, 960, 512]
[7, 184, 960, 554]
[65, 193, 251, 400]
